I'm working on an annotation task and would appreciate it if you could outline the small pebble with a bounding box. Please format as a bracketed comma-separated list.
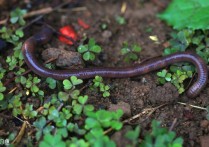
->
[42, 48, 84, 69]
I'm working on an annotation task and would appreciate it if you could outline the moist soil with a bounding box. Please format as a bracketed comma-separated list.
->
[1, 0, 209, 146]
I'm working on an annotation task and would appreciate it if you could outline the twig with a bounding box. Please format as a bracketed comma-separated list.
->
[169, 118, 177, 131]
[123, 103, 167, 124]
[0, 0, 77, 25]
[104, 103, 167, 135]
[185, 72, 196, 91]
[177, 102, 207, 110]
[8, 86, 17, 94]
[57, 6, 87, 12]
[12, 121, 27, 145]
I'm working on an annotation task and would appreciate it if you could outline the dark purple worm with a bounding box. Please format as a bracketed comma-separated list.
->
[22, 27, 208, 98]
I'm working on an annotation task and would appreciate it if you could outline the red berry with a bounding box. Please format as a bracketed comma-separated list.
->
[59, 25, 78, 45]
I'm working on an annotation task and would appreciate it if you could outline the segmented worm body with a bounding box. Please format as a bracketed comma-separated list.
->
[22, 27, 208, 98]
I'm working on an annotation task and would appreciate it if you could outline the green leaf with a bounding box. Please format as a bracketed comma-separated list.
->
[111, 121, 123, 130]
[88, 38, 96, 47]
[125, 126, 140, 141]
[85, 118, 101, 129]
[83, 52, 91, 61]
[73, 104, 83, 115]
[15, 29, 24, 37]
[132, 44, 141, 52]
[63, 79, 72, 90]
[0, 93, 4, 100]
[33, 117, 46, 129]
[128, 53, 138, 61]
[157, 69, 167, 77]
[103, 91, 110, 97]
[90, 45, 101, 53]
[58, 92, 69, 101]
[70, 90, 80, 99]
[31, 85, 39, 93]
[39, 134, 65, 147]
[70, 76, 83, 86]
[33, 77, 41, 84]
[165, 73, 172, 81]
[158, 0, 209, 30]
[48, 108, 59, 120]
[20, 76, 27, 84]
[89, 52, 96, 61]
[0, 86, 6, 93]
[78, 95, 88, 105]
[83, 105, 94, 114]
[78, 45, 88, 53]
[10, 17, 18, 24]
[121, 48, 130, 55]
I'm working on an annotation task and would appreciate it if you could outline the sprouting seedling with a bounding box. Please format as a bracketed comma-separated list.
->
[10, 8, 27, 26]
[58, 76, 83, 102]
[157, 69, 172, 84]
[77, 38, 102, 61]
[0, 27, 24, 45]
[23, 103, 38, 119]
[63, 76, 83, 90]
[157, 68, 193, 94]
[85, 109, 123, 130]
[121, 42, 141, 62]
[15, 75, 43, 96]
[72, 95, 94, 115]
[92, 76, 110, 98]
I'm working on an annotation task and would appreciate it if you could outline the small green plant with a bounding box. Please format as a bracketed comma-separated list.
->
[125, 126, 140, 147]
[159, 29, 209, 94]
[72, 95, 94, 115]
[15, 75, 44, 96]
[10, 8, 27, 26]
[57, 76, 83, 102]
[157, 67, 193, 94]
[85, 109, 123, 130]
[125, 120, 183, 147]
[39, 134, 65, 147]
[63, 76, 83, 90]
[0, 27, 24, 45]
[84, 109, 123, 146]
[121, 42, 142, 62]
[23, 103, 38, 119]
[141, 120, 183, 146]
[78, 38, 102, 61]
[8, 93, 23, 116]
[92, 76, 110, 97]
[157, 69, 172, 84]
[115, 16, 126, 25]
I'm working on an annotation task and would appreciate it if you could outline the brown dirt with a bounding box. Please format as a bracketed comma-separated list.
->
[1, 0, 209, 146]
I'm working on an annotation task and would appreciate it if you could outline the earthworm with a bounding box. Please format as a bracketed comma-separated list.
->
[22, 27, 208, 98]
